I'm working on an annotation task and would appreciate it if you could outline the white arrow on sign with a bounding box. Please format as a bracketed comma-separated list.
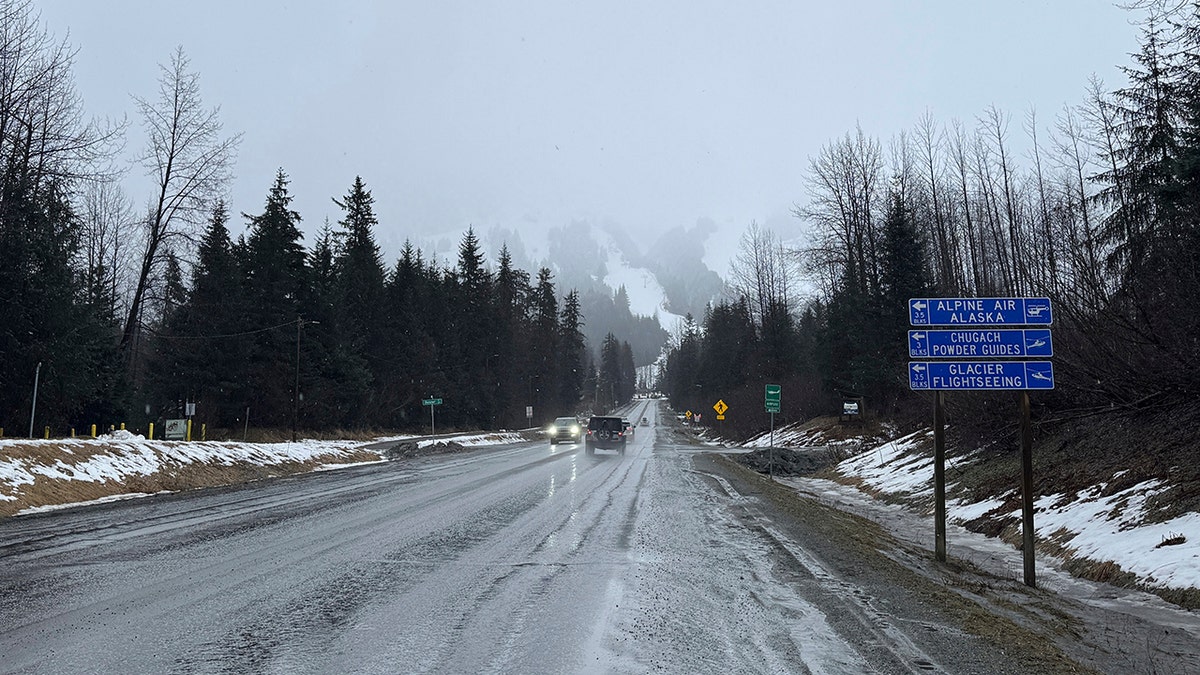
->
[912, 332, 926, 340]
[911, 363, 926, 373]
[911, 300, 927, 311]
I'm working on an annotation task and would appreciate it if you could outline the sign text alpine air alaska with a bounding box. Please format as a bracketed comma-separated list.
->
[908, 296, 1055, 391]
[909, 297, 1051, 326]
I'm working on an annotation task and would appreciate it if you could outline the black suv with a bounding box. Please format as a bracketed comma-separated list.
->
[585, 415, 627, 455]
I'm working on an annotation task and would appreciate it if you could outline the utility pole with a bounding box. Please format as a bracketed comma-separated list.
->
[28, 361, 41, 438]
[293, 318, 318, 442]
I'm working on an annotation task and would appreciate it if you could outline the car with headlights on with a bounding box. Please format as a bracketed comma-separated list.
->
[547, 416, 582, 444]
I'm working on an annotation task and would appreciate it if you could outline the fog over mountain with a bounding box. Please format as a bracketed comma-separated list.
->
[405, 218, 730, 366]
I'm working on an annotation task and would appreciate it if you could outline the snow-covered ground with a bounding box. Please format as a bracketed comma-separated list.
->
[0, 430, 525, 517]
[756, 421, 1200, 596]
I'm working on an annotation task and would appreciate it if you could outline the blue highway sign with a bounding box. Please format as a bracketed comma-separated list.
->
[908, 329, 1052, 358]
[909, 297, 1052, 326]
[909, 361, 1055, 390]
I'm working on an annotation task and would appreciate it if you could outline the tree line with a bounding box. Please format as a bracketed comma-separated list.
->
[148, 172, 595, 433]
[0, 0, 636, 437]
[663, 2, 1200, 437]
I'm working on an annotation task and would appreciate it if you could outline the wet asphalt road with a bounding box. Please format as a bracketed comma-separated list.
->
[1, 401, 1078, 674]
[1, 403, 661, 673]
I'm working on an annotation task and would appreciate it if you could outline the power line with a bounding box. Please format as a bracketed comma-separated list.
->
[142, 318, 301, 341]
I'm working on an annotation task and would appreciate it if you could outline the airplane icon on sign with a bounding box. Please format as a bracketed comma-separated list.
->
[1026, 338, 1047, 349]
[1030, 370, 1052, 382]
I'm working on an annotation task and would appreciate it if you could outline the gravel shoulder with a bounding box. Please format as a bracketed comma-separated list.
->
[696, 451, 1096, 674]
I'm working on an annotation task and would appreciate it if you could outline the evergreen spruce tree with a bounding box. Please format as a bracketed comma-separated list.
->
[557, 290, 587, 414]
[153, 201, 253, 427]
[381, 241, 440, 426]
[1165, 4, 1200, 223]
[296, 223, 366, 427]
[697, 299, 756, 394]
[331, 177, 386, 424]
[1095, 17, 1182, 271]
[664, 314, 702, 413]
[333, 177, 386, 341]
[446, 227, 496, 427]
[619, 341, 636, 403]
[528, 268, 560, 422]
[241, 169, 308, 426]
[493, 246, 532, 426]
[597, 332, 622, 412]
[0, 175, 119, 429]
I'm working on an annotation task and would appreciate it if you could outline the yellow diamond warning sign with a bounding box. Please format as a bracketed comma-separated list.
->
[713, 399, 728, 415]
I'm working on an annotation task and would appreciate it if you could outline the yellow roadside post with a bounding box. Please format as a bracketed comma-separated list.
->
[201, 423, 206, 441]
[90, 424, 97, 437]
[120, 422, 125, 431]
[186, 419, 192, 442]
[43, 426, 49, 439]
[148, 422, 154, 440]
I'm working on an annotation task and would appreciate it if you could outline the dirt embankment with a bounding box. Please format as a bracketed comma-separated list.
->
[2, 430, 544, 519]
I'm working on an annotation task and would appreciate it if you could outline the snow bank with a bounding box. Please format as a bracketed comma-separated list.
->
[835, 430, 935, 497]
[0, 435, 377, 492]
[417, 432, 526, 448]
[828, 431, 1200, 593]
[1032, 481, 1200, 590]
[743, 418, 896, 450]
[0, 430, 525, 516]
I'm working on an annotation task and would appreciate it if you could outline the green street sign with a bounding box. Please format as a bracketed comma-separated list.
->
[765, 384, 781, 413]
[423, 398, 443, 406]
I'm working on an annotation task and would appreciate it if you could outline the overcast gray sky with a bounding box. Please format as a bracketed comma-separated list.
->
[42, 0, 1139, 271]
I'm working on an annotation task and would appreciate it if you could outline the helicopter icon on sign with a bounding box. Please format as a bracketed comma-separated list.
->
[1026, 304, 1049, 318]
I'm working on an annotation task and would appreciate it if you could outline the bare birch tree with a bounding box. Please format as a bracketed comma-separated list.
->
[729, 221, 794, 324]
[1050, 102, 1108, 310]
[120, 46, 241, 365]
[0, 0, 120, 197]
[79, 179, 136, 317]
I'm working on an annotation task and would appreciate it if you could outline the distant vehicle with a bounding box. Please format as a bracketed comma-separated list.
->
[547, 416, 582, 444]
[640, 417, 648, 426]
[622, 418, 632, 435]
[585, 416, 627, 455]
